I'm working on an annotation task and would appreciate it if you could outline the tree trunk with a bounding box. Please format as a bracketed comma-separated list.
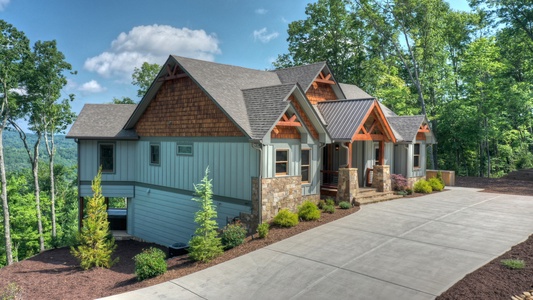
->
[32, 139, 44, 252]
[45, 133, 57, 238]
[0, 129, 13, 265]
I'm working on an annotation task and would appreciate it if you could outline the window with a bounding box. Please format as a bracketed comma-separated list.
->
[413, 143, 420, 168]
[150, 144, 160, 165]
[276, 150, 288, 175]
[177, 143, 193, 156]
[301, 149, 310, 183]
[99, 143, 115, 173]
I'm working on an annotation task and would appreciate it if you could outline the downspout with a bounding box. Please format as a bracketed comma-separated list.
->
[341, 142, 350, 168]
[251, 141, 263, 225]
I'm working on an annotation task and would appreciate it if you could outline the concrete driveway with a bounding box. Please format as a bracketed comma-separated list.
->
[102, 187, 533, 300]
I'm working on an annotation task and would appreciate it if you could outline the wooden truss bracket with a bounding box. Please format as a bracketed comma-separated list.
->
[312, 71, 335, 88]
[158, 64, 188, 81]
[277, 113, 302, 127]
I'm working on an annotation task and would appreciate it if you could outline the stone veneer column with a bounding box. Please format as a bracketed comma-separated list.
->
[336, 168, 359, 204]
[374, 165, 391, 192]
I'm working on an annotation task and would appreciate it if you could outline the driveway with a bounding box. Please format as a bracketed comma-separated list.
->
[102, 187, 533, 300]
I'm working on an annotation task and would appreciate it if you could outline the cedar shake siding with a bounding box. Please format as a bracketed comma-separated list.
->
[271, 125, 301, 139]
[306, 82, 338, 104]
[135, 77, 245, 137]
[291, 96, 319, 140]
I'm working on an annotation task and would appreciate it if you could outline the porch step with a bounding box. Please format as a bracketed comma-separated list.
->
[355, 189, 403, 205]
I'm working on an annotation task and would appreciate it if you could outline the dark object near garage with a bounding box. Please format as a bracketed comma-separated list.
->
[168, 242, 189, 257]
[107, 208, 127, 230]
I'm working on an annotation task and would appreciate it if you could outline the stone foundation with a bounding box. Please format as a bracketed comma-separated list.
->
[374, 165, 391, 192]
[336, 168, 359, 204]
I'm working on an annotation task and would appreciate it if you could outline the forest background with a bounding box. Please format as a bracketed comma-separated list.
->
[1, 0, 533, 267]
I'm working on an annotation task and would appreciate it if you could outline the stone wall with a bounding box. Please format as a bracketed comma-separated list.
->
[336, 168, 359, 204]
[251, 176, 320, 223]
[374, 165, 391, 192]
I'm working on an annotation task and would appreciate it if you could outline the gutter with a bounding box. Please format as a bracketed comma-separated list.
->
[251, 141, 263, 226]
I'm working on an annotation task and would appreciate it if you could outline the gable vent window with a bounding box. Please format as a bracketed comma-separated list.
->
[413, 143, 421, 168]
[99, 143, 115, 173]
[301, 149, 310, 183]
[150, 144, 160, 165]
[276, 150, 288, 176]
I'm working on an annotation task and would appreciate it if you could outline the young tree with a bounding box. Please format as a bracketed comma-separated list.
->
[188, 167, 223, 263]
[71, 168, 117, 269]
[0, 20, 30, 265]
[131, 62, 160, 98]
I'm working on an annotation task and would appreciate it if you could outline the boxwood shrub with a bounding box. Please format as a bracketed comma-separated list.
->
[298, 201, 321, 221]
[273, 209, 299, 227]
[221, 223, 247, 249]
[134, 247, 167, 281]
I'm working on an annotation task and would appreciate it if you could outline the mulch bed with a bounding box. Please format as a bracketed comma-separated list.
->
[0, 206, 359, 300]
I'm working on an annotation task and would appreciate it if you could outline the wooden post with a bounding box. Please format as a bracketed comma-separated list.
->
[379, 140, 385, 166]
[347, 142, 352, 168]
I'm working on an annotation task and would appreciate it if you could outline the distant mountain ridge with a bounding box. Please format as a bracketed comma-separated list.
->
[3, 131, 77, 173]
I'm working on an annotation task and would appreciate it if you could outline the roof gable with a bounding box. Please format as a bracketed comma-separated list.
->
[387, 115, 432, 143]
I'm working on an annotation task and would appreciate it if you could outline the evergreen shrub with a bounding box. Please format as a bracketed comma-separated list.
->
[273, 209, 299, 227]
[428, 177, 444, 191]
[323, 205, 335, 214]
[221, 222, 247, 249]
[413, 179, 433, 194]
[134, 247, 167, 281]
[257, 223, 269, 239]
[339, 201, 351, 209]
[298, 201, 321, 221]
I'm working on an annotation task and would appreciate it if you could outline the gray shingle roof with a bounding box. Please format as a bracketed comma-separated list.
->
[173, 56, 283, 139]
[338, 83, 373, 100]
[379, 102, 398, 118]
[387, 115, 426, 142]
[243, 84, 295, 139]
[317, 99, 374, 141]
[67, 104, 138, 139]
[274, 62, 326, 92]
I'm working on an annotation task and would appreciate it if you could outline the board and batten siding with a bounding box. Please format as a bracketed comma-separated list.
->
[135, 138, 259, 201]
[79, 140, 137, 182]
[393, 142, 426, 178]
[128, 186, 249, 246]
[263, 139, 320, 196]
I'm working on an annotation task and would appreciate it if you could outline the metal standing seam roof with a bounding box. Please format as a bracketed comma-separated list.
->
[387, 115, 427, 142]
[66, 104, 138, 139]
[317, 99, 375, 141]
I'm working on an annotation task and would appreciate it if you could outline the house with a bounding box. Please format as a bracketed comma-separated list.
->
[67, 56, 435, 246]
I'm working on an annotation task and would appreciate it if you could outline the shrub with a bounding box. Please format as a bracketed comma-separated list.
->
[501, 259, 525, 269]
[221, 222, 247, 249]
[428, 177, 444, 191]
[325, 198, 335, 206]
[257, 223, 269, 239]
[391, 174, 409, 191]
[323, 205, 335, 214]
[339, 201, 351, 209]
[436, 171, 446, 187]
[405, 188, 413, 195]
[134, 247, 167, 281]
[298, 201, 321, 221]
[273, 209, 299, 227]
[0, 283, 22, 300]
[71, 168, 118, 269]
[188, 167, 224, 263]
[413, 179, 432, 194]
[317, 199, 326, 210]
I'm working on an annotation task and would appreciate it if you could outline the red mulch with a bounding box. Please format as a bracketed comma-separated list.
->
[0, 206, 359, 300]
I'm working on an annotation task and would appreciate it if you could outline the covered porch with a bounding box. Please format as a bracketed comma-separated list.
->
[317, 99, 397, 201]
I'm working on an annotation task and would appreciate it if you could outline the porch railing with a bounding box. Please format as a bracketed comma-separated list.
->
[321, 170, 339, 188]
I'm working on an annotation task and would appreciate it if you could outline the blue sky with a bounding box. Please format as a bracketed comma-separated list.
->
[1, 0, 470, 117]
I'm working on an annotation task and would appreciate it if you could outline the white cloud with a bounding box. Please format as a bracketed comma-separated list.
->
[0, 0, 10, 11]
[84, 24, 221, 80]
[255, 8, 267, 15]
[253, 28, 279, 43]
[78, 80, 106, 93]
